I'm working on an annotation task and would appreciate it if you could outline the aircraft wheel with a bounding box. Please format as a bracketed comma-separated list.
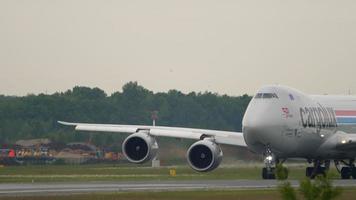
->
[317, 167, 326, 177]
[269, 170, 276, 179]
[306, 167, 314, 178]
[341, 167, 351, 179]
[306, 166, 326, 179]
[352, 168, 356, 179]
[262, 167, 275, 179]
[262, 168, 267, 179]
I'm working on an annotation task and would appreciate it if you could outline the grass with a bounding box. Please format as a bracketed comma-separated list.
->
[0, 163, 341, 183]
[1, 189, 356, 200]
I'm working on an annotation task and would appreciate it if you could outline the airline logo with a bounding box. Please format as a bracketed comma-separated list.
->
[300, 106, 337, 128]
[282, 107, 293, 118]
[335, 110, 356, 124]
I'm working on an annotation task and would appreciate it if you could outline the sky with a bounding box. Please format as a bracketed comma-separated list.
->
[0, 0, 356, 96]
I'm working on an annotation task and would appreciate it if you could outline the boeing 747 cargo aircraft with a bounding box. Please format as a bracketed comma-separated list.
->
[59, 85, 356, 179]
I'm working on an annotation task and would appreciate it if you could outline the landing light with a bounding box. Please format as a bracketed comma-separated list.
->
[341, 140, 347, 144]
[266, 155, 273, 161]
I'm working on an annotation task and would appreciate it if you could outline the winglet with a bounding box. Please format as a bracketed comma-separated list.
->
[57, 121, 78, 126]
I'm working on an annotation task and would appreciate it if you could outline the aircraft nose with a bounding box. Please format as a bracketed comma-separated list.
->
[242, 113, 269, 142]
[242, 102, 271, 129]
[242, 99, 284, 151]
[242, 103, 268, 140]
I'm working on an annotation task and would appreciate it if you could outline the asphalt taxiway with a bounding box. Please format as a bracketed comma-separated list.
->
[1, 180, 356, 196]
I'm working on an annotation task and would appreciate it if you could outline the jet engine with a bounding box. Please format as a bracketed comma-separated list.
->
[187, 139, 223, 172]
[122, 132, 158, 163]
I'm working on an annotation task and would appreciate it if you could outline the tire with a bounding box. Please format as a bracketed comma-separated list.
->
[306, 167, 314, 178]
[341, 167, 351, 179]
[317, 167, 326, 177]
[268, 173, 276, 179]
[351, 168, 356, 179]
[262, 167, 268, 179]
[262, 167, 275, 179]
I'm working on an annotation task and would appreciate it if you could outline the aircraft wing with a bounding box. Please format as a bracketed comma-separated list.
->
[58, 121, 247, 147]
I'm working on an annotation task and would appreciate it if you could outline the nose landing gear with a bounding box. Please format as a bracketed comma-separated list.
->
[262, 148, 275, 179]
[262, 147, 288, 179]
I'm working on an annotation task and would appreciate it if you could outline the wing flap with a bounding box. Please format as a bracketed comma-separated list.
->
[215, 134, 247, 146]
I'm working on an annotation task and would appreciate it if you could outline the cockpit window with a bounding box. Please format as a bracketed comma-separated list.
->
[255, 93, 263, 98]
[263, 93, 278, 98]
[254, 93, 278, 99]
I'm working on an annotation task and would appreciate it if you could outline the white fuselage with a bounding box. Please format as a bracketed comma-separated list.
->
[242, 85, 356, 159]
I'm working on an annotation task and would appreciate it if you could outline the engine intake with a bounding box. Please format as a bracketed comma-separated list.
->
[187, 139, 223, 172]
[122, 132, 158, 163]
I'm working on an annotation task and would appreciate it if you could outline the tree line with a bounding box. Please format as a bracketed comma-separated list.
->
[0, 82, 251, 146]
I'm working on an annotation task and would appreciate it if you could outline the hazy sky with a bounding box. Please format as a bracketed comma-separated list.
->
[1, 0, 356, 96]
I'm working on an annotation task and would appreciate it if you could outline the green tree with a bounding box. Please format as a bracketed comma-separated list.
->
[299, 175, 342, 200]
[279, 181, 297, 200]
[278, 173, 342, 200]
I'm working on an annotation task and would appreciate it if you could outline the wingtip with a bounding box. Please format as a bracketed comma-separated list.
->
[57, 121, 76, 126]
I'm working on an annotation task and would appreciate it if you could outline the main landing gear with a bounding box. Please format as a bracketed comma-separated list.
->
[261, 155, 356, 179]
[305, 160, 329, 179]
[335, 160, 356, 179]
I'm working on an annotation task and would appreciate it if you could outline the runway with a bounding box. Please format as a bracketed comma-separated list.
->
[1, 180, 356, 196]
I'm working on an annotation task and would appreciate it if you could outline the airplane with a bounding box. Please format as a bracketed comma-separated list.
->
[58, 85, 356, 180]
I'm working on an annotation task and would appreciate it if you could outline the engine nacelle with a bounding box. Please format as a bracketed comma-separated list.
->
[122, 132, 158, 164]
[187, 139, 223, 172]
